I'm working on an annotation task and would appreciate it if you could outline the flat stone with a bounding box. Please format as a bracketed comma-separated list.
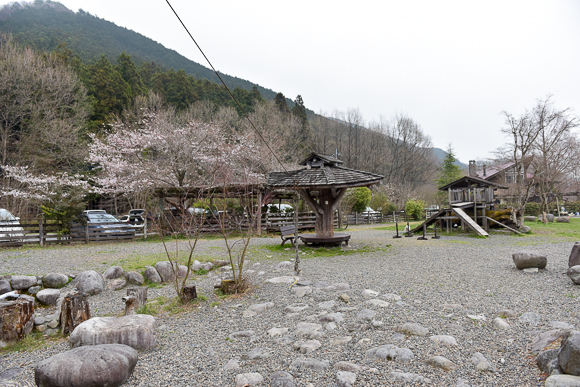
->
[27, 286, 41, 295]
[246, 347, 270, 360]
[106, 277, 127, 291]
[545, 374, 580, 387]
[10, 276, 37, 290]
[537, 348, 560, 374]
[361, 289, 379, 299]
[472, 352, 496, 372]
[42, 273, 69, 289]
[318, 300, 336, 309]
[494, 317, 511, 330]
[319, 312, 344, 323]
[330, 336, 352, 346]
[34, 344, 137, 387]
[520, 312, 541, 326]
[270, 371, 295, 387]
[366, 344, 414, 362]
[268, 327, 289, 337]
[336, 371, 357, 387]
[334, 361, 362, 372]
[47, 319, 59, 329]
[556, 217, 570, 223]
[34, 316, 45, 326]
[295, 322, 322, 336]
[274, 261, 294, 271]
[323, 283, 350, 292]
[426, 355, 457, 371]
[357, 309, 376, 321]
[395, 322, 429, 336]
[266, 276, 297, 284]
[293, 339, 321, 353]
[523, 268, 539, 273]
[290, 358, 330, 371]
[229, 330, 255, 338]
[285, 304, 309, 313]
[381, 293, 402, 301]
[69, 315, 156, 351]
[235, 373, 264, 387]
[291, 286, 312, 297]
[103, 266, 124, 280]
[365, 299, 389, 307]
[512, 251, 547, 270]
[248, 302, 274, 312]
[389, 371, 432, 383]
[552, 321, 575, 330]
[223, 358, 239, 371]
[430, 335, 458, 346]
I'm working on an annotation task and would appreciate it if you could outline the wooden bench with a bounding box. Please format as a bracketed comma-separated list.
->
[280, 225, 299, 247]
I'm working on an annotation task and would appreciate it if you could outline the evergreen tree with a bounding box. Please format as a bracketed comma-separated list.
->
[116, 51, 144, 98]
[436, 144, 463, 187]
[274, 92, 289, 114]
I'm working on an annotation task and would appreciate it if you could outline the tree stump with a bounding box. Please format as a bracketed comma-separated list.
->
[61, 294, 91, 336]
[123, 287, 147, 315]
[0, 298, 34, 347]
[181, 284, 197, 302]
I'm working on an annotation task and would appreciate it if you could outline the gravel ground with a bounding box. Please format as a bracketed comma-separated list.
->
[1, 225, 578, 386]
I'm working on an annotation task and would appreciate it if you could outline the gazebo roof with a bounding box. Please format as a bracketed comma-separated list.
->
[439, 175, 508, 191]
[268, 153, 383, 189]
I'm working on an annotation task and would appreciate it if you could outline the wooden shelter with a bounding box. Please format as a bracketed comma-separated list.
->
[410, 175, 510, 237]
[267, 153, 383, 245]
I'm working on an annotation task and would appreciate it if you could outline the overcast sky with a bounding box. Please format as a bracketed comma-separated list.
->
[4, 0, 580, 163]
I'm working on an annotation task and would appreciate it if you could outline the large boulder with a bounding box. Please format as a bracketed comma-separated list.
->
[74, 271, 105, 296]
[154, 261, 176, 283]
[35, 344, 137, 387]
[103, 266, 124, 280]
[568, 266, 580, 285]
[512, 251, 547, 270]
[0, 279, 11, 295]
[557, 217, 571, 223]
[36, 289, 60, 306]
[69, 315, 156, 351]
[570, 242, 580, 268]
[559, 330, 580, 376]
[524, 216, 537, 222]
[42, 273, 68, 289]
[143, 266, 161, 283]
[545, 375, 580, 387]
[546, 214, 555, 222]
[10, 276, 37, 290]
[125, 271, 144, 286]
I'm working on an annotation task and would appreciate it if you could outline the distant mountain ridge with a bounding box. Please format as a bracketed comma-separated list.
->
[0, 1, 280, 101]
[431, 147, 468, 170]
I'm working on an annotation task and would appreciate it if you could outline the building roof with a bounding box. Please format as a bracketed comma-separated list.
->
[299, 152, 344, 167]
[439, 175, 508, 191]
[474, 161, 534, 181]
[267, 165, 383, 189]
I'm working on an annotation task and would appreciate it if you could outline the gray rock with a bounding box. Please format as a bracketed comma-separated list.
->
[74, 270, 105, 296]
[268, 327, 288, 337]
[106, 277, 127, 291]
[10, 275, 37, 290]
[34, 316, 45, 326]
[229, 330, 255, 338]
[430, 335, 458, 346]
[531, 330, 564, 355]
[246, 347, 270, 360]
[382, 293, 402, 301]
[365, 299, 389, 307]
[69, 315, 156, 351]
[524, 216, 537, 222]
[47, 319, 59, 329]
[274, 261, 294, 271]
[520, 312, 541, 326]
[357, 309, 376, 321]
[552, 321, 575, 330]
[456, 378, 471, 387]
[0, 279, 11, 295]
[568, 266, 580, 285]
[318, 300, 336, 309]
[499, 309, 517, 318]
[334, 361, 362, 372]
[426, 355, 457, 371]
[291, 286, 312, 297]
[143, 266, 162, 284]
[319, 312, 344, 323]
[523, 267, 539, 273]
[520, 225, 532, 233]
[285, 304, 309, 313]
[293, 339, 321, 354]
[471, 352, 496, 372]
[265, 276, 296, 284]
[366, 344, 414, 362]
[235, 373, 264, 387]
[361, 289, 379, 298]
[290, 357, 330, 371]
[395, 322, 429, 336]
[154, 261, 176, 283]
[494, 317, 511, 330]
[537, 348, 560, 373]
[36, 289, 60, 306]
[42, 273, 69, 289]
[323, 283, 350, 292]
[512, 251, 547, 269]
[103, 266, 125, 280]
[330, 336, 352, 346]
[570, 242, 580, 268]
[547, 214, 555, 222]
[339, 294, 350, 303]
[27, 286, 41, 295]
[248, 302, 274, 312]
[34, 344, 137, 387]
[125, 271, 144, 286]
[295, 322, 322, 335]
[559, 330, 580, 376]
[336, 371, 357, 387]
[556, 217, 570, 223]
[389, 371, 432, 383]
[545, 375, 580, 387]
[223, 358, 239, 371]
[270, 371, 295, 387]
[177, 264, 188, 278]
[0, 368, 23, 380]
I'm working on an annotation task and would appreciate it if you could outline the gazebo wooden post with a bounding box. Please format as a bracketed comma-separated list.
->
[257, 191, 262, 236]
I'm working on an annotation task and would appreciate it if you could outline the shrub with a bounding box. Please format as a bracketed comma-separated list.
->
[405, 199, 426, 220]
[346, 187, 372, 213]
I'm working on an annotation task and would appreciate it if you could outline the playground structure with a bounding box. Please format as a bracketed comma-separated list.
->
[409, 176, 520, 238]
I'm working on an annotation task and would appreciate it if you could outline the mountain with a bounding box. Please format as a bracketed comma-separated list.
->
[0, 1, 280, 102]
[431, 147, 468, 171]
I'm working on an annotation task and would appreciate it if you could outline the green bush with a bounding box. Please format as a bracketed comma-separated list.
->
[370, 191, 397, 214]
[346, 187, 372, 213]
[524, 202, 541, 216]
[405, 199, 426, 221]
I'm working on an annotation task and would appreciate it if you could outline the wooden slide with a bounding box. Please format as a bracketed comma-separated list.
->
[451, 207, 489, 237]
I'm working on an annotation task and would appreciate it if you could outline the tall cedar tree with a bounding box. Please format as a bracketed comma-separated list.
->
[274, 92, 289, 114]
[436, 145, 462, 187]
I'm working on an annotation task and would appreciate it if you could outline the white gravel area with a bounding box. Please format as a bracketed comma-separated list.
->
[1, 225, 578, 386]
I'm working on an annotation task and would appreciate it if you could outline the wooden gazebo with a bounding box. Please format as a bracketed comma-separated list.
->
[267, 153, 383, 245]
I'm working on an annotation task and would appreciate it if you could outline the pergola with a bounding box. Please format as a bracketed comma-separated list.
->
[267, 152, 383, 244]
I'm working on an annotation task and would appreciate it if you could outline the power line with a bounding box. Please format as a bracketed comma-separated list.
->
[164, 0, 289, 174]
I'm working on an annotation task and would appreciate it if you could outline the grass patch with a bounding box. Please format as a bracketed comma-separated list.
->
[0, 332, 64, 353]
[524, 218, 580, 239]
[373, 221, 423, 232]
[262, 244, 390, 257]
[143, 293, 208, 315]
[112, 252, 215, 272]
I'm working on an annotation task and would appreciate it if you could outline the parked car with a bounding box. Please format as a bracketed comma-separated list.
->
[0, 208, 24, 244]
[119, 214, 144, 224]
[82, 210, 136, 237]
[264, 204, 294, 214]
